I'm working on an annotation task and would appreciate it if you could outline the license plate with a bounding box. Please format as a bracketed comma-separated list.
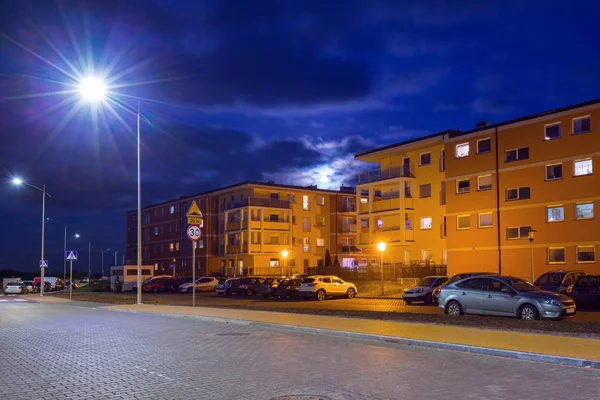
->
[566, 308, 575, 314]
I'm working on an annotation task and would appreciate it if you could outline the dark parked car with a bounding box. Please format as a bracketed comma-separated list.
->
[273, 278, 303, 299]
[433, 272, 498, 301]
[260, 278, 284, 298]
[143, 277, 173, 293]
[569, 275, 600, 308]
[534, 270, 585, 294]
[233, 277, 265, 296]
[35, 282, 52, 293]
[161, 278, 192, 293]
[244, 278, 269, 296]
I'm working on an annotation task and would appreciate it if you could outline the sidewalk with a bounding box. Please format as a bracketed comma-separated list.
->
[100, 302, 600, 368]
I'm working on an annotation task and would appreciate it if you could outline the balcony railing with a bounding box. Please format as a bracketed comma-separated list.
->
[357, 165, 414, 185]
[341, 203, 356, 212]
[225, 197, 291, 210]
[341, 223, 357, 233]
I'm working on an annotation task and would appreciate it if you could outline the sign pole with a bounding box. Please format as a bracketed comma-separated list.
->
[186, 200, 203, 308]
[192, 241, 196, 307]
[69, 260, 73, 300]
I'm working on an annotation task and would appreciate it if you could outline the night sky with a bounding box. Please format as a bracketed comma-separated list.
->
[1, 0, 599, 274]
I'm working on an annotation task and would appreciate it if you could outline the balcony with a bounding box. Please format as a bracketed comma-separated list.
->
[359, 232, 371, 244]
[371, 198, 401, 213]
[225, 243, 248, 255]
[341, 223, 358, 233]
[225, 221, 248, 231]
[359, 202, 369, 214]
[374, 227, 402, 243]
[225, 197, 291, 210]
[341, 245, 362, 253]
[341, 203, 356, 213]
[263, 219, 291, 230]
[357, 165, 414, 185]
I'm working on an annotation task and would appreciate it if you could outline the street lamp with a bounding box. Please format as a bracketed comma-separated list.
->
[281, 250, 289, 277]
[79, 76, 143, 305]
[12, 178, 50, 296]
[74, 234, 92, 281]
[528, 229, 536, 282]
[47, 218, 67, 285]
[377, 242, 387, 296]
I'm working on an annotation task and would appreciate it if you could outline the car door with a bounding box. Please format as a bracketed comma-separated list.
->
[320, 277, 334, 293]
[454, 278, 488, 313]
[331, 277, 346, 295]
[483, 278, 519, 316]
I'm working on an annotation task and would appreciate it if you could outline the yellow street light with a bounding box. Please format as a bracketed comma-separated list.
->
[281, 250, 290, 277]
[377, 242, 386, 295]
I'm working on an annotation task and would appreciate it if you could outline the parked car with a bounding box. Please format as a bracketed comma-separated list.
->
[161, 278, 192, 293]
[433, 272, 498, 301]
[133, 275, 170, 292]
[34, 282, 53, 293]
[216, 278, 239, 296]
[143, 277, 173, 293]
[569, 275, 600, 308]
[21, 281, 36, 293]
[403, 276, 448, 304]
[299, 275, 358, 301]
[439, 275, 576, 320]
[179, 277, 220, 293]
[534, 270, 585, 295]
[4, 282, 25, 294]
[259, 278, 284, 298]
[231, 277, 265, 296]
[273, 278, 303, 299]
[243, 277, 267, 296]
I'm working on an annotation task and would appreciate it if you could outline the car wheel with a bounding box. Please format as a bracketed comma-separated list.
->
[424, 294, 433, 305]
[246, 289, 254, 296]
[346, 288, 356, 299]
[187, 287, 193, 293]
[405, 300, 412, 305]
[316, 289, 326, 301]
[217, 292, 224, 296]
[445, 300, 463, 316]
[519, 304, 539, 320]
[225, 289, 232, 296]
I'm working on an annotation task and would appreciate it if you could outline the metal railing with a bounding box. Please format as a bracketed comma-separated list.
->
[357, 165, 414, 185]
[225, 197, 291, 210]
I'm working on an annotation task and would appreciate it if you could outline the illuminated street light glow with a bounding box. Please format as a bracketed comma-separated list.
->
[377, 242, 386, 252]
[79, 76, 106, 102]
[281, 250, 289, 258]
[12, 177, 23, 185]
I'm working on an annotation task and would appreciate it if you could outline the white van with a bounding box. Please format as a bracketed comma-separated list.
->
[34, 277, 63, 291]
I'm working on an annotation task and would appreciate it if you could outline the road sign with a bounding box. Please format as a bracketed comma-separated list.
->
[186, 200, 203, 227]
[66, 250, 78, 261]
[39, 260, 48, 268]
[187, 225, 202, 241]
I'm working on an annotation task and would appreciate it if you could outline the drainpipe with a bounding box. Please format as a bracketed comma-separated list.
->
[494, 127, 502, 274]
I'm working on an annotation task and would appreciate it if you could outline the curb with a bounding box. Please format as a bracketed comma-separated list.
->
[104, 307, 600, 370]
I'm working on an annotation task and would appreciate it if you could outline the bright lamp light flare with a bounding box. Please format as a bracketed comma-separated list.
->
[79, 77, 106, 102]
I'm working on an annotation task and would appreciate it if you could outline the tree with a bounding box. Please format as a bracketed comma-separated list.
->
[332, 256, 340, 268]
[324, 249, 332, 267]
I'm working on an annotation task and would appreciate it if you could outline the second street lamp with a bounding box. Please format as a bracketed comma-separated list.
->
[377, 242, 387, 296]
[281, 250, 289, 277]
[75, 234, 92, 281]
[47, 218, 67, 285]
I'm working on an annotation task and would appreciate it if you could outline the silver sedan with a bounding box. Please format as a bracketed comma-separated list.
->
[438, 275, 576, 320]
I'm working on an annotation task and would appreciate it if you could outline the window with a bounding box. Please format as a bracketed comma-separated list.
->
[269, 258, 280, 267]
[377, 218, 383, 228]
[169, 243, 174, 251]
[576, 246, 595, 263]
[546, 206, 564, 222]
[478, 213, 492, 228]
[421, 217, 432, 230]
[575, 202, 594, 219]
[143, 212, 150, 225]
[419, 152, 431, 166]
[506, 187, 530, 201]
[169, 224, 173, 233]
[505, 147, 529, 163]
[545, 164, 563, 180]
[199, 239, 204, 249]
[507, 226, 531, 239]
[573, 116, 591, 135]
[440, 148, 446, 172]
[269, 214, 279, 222]
[316, 238, 325, 247]
[457, 215, 470, 230]
[544, 123, 561, 140]
[316, 196, 325, 206]
[170, 206, 175, 214]
[455, 143, 469, 158]
[477, 175, 492, 191]
[419, 184, 431, 198]
[456, 278, 486, 290]
[302, 195, 310, 210]
[154, 227, 159, 236]
[270, 193, 279, 200]
[175, 204, 180, 212]
[161, 208, 165, 216]
[303, 237, 310, 253]
[574, 159, 592, 176]
[456, 179, 470, 194]
[175, 223, 179, 232]
[288, 194, 296, 204]
[316, 215, 325, 226]
[303, 216, 310, 232]
[175, 242, 180, 251]
[548, 247, 566, 264]
[477, 138, 491, 154]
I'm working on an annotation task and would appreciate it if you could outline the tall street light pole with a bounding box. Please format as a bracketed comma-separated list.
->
[377, 242, 387, 296]
[75, 234, 92, 281]
[281, 250, 289, 277]
[12, 178, 50, 296]
[47, 218, 67, 284]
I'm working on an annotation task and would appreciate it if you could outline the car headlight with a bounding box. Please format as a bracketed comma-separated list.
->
[542, 299, 561, 307]
[416, 288, 424, 293]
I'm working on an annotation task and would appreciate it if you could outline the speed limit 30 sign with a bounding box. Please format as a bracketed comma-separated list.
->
[187, 225, 202, 241]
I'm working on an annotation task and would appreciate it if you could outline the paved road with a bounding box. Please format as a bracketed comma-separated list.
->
[1, 301, 599, 399]
[0, 294, 35, 303]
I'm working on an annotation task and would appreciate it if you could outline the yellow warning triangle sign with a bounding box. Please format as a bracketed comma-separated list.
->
[186, 201, 203, 218]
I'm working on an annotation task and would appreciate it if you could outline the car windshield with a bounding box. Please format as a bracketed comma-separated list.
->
[417, 277, 436, 286]
[23, 281, 33, 285]
[7, 282, 20, 286]
[508, 278, 542, 292]
[534, 273, 563, 286]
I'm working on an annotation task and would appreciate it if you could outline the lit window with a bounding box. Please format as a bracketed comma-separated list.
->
[269, 258, 280, 267]
[573, 116, 591, 135]
[505, 147, 529, 163]
[576, 246, 595, 263]
[477, 138, 491, 154]
[457, 215, 470, 230]
[548, 247, 566, 264]
[456, 179, 470, 194]
[303, 245, 309, 252]
[302, 195, 310, 210]
[316, 238, 325, 247]
[175, 242, 180, 251]
[169, 243, 174, 251]
[420, 217, 432, 230]
[575, 203, 594, 219]
[419, 152, 431, 166]
[477, 175, 492, 191]
[478, 213, 492, 228]
[154, 227, 159, 235]
[303, 216, 310, 232]
[544, 123, 562, 140]
[360, 197, 368, 203]
[199, 239, 204, 249]
[574, 159, 592, 176]
[455, 143, 469, 158]
[377, 219, 383, 228]
[316, 196, 325, 206]
[170, 206, 175, 214]
[316, 216, 325, 226]
[546, 206, 564, 222]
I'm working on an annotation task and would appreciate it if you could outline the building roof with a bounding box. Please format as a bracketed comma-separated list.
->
[128, 180, 355, 213]
[354, 130, 457, 158]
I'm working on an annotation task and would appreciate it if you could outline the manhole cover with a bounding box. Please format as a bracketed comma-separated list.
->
[216, 332, 249, 336]
[270, 396, 332, 400]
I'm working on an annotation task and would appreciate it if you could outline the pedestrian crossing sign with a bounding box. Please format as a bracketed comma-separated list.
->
[66, 250, 78, 261]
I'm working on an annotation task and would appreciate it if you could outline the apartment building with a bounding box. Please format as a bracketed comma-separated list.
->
[445, 99, 600, 278]
[126, 181, 358, 277]
[354, 133, 449, 268]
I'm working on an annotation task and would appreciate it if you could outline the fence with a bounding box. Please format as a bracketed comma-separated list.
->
[307, 262, 447, 281]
